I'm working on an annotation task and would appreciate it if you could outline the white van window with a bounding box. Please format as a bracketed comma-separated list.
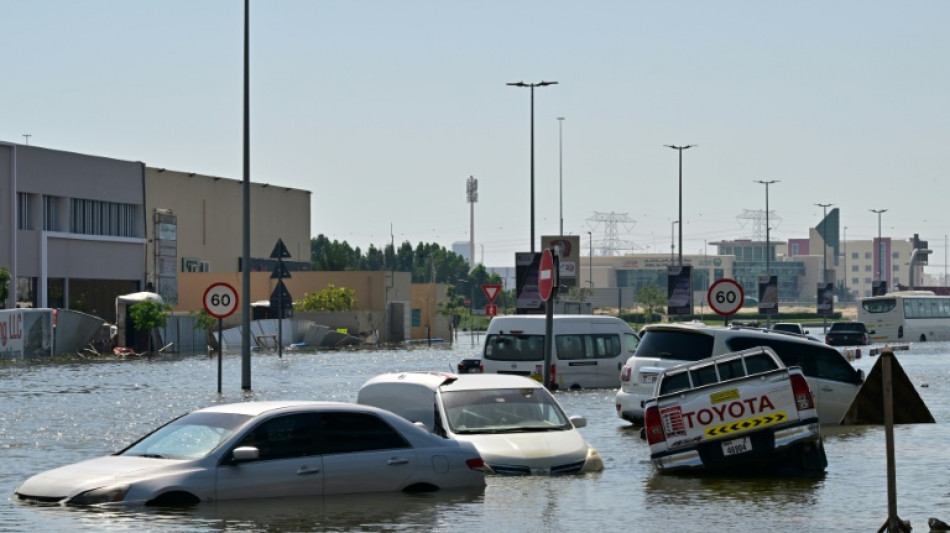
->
[559, 334, 621, 360]
[485, 333, 624, 361]
[484, 334, 544, 361]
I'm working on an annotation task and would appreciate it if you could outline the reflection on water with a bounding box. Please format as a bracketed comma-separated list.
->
[2, 344, 950, 532]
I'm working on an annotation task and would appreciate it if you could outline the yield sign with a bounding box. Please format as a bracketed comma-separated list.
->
[482, 284, 502, 303]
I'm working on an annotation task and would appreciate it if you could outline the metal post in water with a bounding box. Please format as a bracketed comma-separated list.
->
[877, 348, 911, 533]
[542, 292, 555, 390]
[217, 318, 223, 395]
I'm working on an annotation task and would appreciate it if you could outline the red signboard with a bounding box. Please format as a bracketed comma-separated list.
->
[482, 284, 502, 303]
[485, 304, 498, 317]
[539, 249, 555, 302]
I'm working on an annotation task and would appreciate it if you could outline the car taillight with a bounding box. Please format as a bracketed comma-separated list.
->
[790, 374, 815, 411]
[825, 335, 831, 344]
[465, 457, 485, 471]
[644, 405, 666, 445]
[620, 365, 632, 382]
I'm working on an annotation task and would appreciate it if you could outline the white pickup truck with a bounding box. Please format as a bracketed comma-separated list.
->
[642, 346, 827, 474]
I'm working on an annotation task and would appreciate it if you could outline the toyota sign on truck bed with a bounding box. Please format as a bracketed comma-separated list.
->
[643, 347, 827, 474]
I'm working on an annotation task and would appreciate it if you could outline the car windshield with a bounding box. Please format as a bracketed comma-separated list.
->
[120, 411, 252, 460]
[441, 388, 572, 434]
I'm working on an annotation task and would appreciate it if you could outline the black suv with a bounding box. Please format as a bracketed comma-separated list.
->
[825, 322, 873, 346]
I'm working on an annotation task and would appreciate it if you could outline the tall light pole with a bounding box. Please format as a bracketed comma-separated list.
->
[670, 220, 679, 263]
[587, 231, 593, 288]
[466, 176, 478, 270]
[508, 80, 558, 253]
[871, 208, 887, 284]
[557, 117, 565, 236]
[842, 226, 851, 301]
[665, 144, 695, 266]
[755, 180, 779, 327]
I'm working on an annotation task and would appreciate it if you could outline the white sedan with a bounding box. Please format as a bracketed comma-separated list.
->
[358, 373, 603, 475]
[14, 401, 486, 506]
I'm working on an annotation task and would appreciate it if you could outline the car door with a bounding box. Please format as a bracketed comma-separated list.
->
[215, 413, 324, 501]
[318, 411, 418, 495]
[807, 348, 863, 423]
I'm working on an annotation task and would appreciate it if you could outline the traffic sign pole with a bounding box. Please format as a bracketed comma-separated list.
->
[204, 282, 239, 394]
[539, 248, 558, 390]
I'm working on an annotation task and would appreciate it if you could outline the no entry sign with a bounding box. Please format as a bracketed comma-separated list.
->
[539, 249, 555, 302]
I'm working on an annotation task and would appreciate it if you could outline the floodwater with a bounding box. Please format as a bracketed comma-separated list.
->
[2, 337, 949, 533]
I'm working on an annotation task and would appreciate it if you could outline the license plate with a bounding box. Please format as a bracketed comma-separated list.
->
[640, 373, 657, 384]
[722, 437, 752, 456]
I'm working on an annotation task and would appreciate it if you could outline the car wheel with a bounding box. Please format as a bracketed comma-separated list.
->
[145, 491, 200, 507]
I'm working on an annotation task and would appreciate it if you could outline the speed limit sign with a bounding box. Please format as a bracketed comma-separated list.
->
[707, 278, 744, 317]
[203, 282, 239, 319]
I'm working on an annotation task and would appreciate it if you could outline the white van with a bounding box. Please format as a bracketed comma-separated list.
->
[476, 315, 639, 389]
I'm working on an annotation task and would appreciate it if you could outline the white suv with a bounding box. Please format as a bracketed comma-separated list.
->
[616, 323, 864, 425]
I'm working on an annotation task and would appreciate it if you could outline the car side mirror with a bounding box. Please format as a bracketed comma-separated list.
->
[232, 446, 259, 462]
[569, 415, 587, 429]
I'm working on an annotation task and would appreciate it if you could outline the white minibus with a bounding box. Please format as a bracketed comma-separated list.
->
[476, 315, 639, 389]
[858, 290, 950, 343]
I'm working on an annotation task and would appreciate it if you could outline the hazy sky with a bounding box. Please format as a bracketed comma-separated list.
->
[4, 1, 949, 274]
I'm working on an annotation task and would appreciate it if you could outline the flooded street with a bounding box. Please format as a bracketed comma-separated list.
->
[2, 339, 949, 532]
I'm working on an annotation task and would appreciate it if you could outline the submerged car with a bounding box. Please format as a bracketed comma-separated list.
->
[358, 372, 604, 475]
[616, 323, 864, 425]
[14, 401, 485, 506]
[825, 321, 874, 346]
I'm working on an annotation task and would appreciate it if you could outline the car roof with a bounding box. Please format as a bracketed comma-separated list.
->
[361, 371, 544, 392]
[641, 322, 823, 345]
[195, 400, 375, 417]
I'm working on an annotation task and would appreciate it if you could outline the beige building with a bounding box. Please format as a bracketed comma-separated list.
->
[143, 167, 311, 305]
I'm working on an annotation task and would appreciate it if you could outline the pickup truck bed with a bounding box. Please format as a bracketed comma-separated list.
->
[643, 347, 827, 474]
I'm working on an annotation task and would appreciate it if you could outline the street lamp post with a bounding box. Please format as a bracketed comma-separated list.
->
[816, 203, 833, 334]
[587, 231, 593, 288]
[871, 209, 887, 286]
[755, 180, 779, 327]
[665, 144, 695, 266]
[508, 80, 558, 253]
[558, 117, 565, 236]
[670, 220, 679, 263]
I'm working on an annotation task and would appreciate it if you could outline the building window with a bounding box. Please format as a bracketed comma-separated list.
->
[70, 199, 138, 237]
[865, 265, 872, 272]
[852, 252, 859, 260]
[17, 193, 30, 230]
[852, 265, 859, 272]
[43, 195, 59, 231]
[790, 243, 799, 255]
[892, 252, 900, 259]
[893, 265, 900, 271]
[865, 252, 872, 259]
[852, 277, 859, 285]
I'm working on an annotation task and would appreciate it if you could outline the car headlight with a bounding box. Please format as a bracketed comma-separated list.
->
[68, 485, 130, 505]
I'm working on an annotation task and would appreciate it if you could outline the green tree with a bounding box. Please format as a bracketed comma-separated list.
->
[294, 283, 357, 312]
[635, 284, 666, 323]
[0, 266, 10, 307]
[129, 300, 171, 353]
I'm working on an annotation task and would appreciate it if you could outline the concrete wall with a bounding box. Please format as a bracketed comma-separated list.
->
[175, 270, 413, 342]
